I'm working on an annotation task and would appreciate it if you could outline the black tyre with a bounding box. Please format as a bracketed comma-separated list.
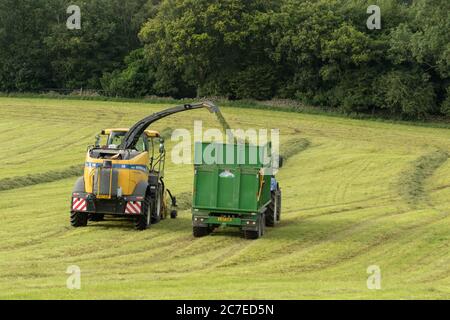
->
[135, 193, 151, 231]
[150, 186, 162, 224]
[71, 211, 88, 227]
[276, 191, 281, 222]
[170, 210, 177, 219]
[260, 213, 266, 236]
[243, 214, 264, 239]
[135, 214, 148, 231]
[243, 230, 259, 239]
[266, 190, 281, 227]
[193, 226, 210, 238]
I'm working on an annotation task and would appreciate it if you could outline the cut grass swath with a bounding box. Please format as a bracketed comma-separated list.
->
[0, 164, 83, 192]
[397, 149, 449, 207]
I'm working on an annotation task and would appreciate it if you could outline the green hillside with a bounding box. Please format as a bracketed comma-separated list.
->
[0, 97, 448, 299]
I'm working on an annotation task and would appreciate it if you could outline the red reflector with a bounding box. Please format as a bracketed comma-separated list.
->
[125, 201, 142, 214]
[72, 198, 87, 212]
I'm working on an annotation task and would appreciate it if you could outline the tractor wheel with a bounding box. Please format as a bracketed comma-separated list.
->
[276, 191, 281, 222]
[135, 193, 151, 231]
[71, 211, 88, 227]
[266, 190, 280, 227]
[170, 209, 177, 219]
[89, 214, 104, 222]
[193, 226, 210, 238]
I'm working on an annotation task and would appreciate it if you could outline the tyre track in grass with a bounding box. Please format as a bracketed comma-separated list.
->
[307, 213, 450, 274]
[1, 224, 193, 268]
[2, 208, 245, 276]
[287, 193, 392, 213]
[241, 208, 448, 273]
[215, 197, 389, 266]
[218, 204, 395, 268]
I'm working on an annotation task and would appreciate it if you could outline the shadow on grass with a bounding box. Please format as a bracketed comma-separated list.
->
[85, 214, 192, 232]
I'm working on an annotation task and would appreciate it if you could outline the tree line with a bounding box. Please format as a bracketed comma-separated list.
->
[0, 0, 448, 119]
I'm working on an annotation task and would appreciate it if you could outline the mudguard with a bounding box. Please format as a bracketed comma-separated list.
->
[72, 177, 85, 193]
[132, 180, 148, 197]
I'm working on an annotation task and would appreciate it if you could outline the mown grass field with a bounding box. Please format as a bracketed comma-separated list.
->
[0, 97, 449, 299]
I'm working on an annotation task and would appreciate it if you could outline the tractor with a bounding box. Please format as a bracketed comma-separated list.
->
[70, 101, 221, 230]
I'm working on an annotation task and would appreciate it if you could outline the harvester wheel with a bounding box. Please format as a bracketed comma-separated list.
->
[170, 210, 177, 219]
[71, 211, 88, 227]
[193, 226, 210, 238]
[135, 193, 151, 231]
[150, 188, 162, 224]
[135, 214, 148, 231]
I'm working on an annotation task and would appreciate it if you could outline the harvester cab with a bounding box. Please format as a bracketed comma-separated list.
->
[71, 101, 223, 230]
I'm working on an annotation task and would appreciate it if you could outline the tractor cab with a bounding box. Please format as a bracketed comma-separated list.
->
[96, 128, 160, 152]
[95, 128, 165, 178]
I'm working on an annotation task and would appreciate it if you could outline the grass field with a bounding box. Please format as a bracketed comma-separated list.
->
[0, 97, 449, 299]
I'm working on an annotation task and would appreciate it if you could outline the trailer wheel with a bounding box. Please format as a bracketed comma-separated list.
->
[135, 193, 151, 230]
[71, 211, 88, 227]
[193, 226, 210, 238]
[266, 191, 278, 227]
[243, 214, 265, 239]
[243, 230, 259, 240]
[261, 213, 266, 235]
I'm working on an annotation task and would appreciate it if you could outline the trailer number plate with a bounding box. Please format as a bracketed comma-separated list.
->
[218, 217, 233, 222]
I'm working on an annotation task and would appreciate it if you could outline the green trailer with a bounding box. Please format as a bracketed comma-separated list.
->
[192, 141, 282, 239]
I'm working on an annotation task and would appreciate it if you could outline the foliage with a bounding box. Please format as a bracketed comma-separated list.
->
[0, 0, 448, 119]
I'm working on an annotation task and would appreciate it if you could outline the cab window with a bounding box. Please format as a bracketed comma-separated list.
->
[135, 135, 148, 152]
[107, 132, 126, 148]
